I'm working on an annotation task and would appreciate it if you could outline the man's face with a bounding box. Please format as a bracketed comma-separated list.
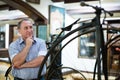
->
[18, 20, 33, 40]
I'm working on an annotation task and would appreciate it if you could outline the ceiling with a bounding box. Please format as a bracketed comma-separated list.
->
[0, 0, 120, 23]
[0, 0, 47, 25]
[0, 0, 100, 11]
[51, 0, 98, 3]
[65, 0, 120, 19]
[0, 1, 17, 10]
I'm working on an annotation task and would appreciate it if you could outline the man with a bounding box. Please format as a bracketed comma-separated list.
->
[8, 18, 47, 80]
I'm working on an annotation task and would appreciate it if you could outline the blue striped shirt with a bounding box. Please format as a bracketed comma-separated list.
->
[8, 37, 47, 79]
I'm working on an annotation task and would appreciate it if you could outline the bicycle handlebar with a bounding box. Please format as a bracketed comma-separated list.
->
[80, 1, 113, 17]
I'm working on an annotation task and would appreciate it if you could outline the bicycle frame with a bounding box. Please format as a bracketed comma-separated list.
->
[38, 2, 113, 80]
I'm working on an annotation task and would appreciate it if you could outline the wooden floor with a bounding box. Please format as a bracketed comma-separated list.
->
[63, 73, 116, 80]
[0, 60, 13, 80]
[0, 61, 117, 80]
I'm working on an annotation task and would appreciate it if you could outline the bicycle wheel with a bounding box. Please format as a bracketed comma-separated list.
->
[38, 21, 94, 80]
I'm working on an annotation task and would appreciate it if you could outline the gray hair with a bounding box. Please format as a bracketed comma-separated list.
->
[17, 18, 34, 29]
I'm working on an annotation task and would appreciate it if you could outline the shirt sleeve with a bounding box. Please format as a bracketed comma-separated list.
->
[8, 43, 19, 61]
[38, 40, 47, 56]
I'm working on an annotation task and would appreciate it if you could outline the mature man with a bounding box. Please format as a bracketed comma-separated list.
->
[8, 18, 47, 80]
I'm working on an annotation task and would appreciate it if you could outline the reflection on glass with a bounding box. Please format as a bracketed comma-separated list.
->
[79, 32, 96, 58]
[0, 32, 5, 48]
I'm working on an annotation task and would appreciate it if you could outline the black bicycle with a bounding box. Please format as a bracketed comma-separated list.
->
[36, 2, 115, 80]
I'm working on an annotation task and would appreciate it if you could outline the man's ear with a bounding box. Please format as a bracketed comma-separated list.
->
[18, 32, 21, 37]
[18, 29, 21, 36]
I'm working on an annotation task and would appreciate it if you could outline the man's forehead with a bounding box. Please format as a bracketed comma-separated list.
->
[21, 20, 33, 26]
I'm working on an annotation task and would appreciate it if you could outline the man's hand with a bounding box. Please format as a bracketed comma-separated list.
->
[25, 36, 33, 48]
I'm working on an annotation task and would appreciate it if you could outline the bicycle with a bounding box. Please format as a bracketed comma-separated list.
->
[37, 2, 114, 80]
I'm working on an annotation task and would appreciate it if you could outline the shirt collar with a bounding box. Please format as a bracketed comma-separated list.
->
[19, 36, 37, 45]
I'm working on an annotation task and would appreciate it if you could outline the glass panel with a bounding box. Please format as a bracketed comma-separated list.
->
[38, 25, 47, 41]
[79, 32, 96, 58]
[0, 26, 5, 48]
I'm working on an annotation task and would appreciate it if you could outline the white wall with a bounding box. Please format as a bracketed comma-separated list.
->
[5, 24, 9, 48]
[62, 14, 96, 72]
[26, 0, 64, 19]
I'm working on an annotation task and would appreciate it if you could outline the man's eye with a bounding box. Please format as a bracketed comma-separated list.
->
[30, 26, 33, 29]
[24, 27, 28, 30]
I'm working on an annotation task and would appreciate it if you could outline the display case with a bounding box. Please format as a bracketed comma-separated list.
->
[0, 32, 5, 48]
[111, 46, 120, 71]
[107, 21, 120, 75]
